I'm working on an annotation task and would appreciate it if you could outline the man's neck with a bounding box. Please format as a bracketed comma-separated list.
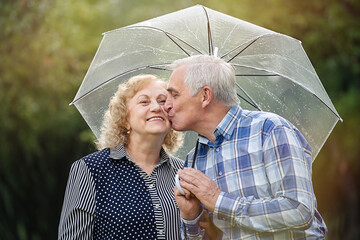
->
[197, 103, 231, 143]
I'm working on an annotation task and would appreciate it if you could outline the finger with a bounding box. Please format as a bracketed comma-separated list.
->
[182, 187, 193, 199]
[199, 221, 209, 229]
[174, 183, 195, 200]
[183, 167, 207, 176]
[177, 169, 198, 185]
[174, 186, 188, 198]
[199, 211, 211, 230]
[202, 209, 210, 220]
[178, 170, 203, 187]
[174, 186, 182, 197]
[180, 179, 200, 196]
[180, 168, 211, 184]
[182, 187, 191, 195]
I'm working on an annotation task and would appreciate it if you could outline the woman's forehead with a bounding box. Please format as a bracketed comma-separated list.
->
[133, 81, 167, 97]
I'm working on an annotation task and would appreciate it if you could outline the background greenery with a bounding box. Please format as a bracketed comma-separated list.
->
[1, 0, 359, 239]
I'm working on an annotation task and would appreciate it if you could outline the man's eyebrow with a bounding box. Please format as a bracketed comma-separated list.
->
[167, 87, 179, 93]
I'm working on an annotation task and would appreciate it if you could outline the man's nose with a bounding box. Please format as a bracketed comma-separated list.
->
[164, 98, 172, 113]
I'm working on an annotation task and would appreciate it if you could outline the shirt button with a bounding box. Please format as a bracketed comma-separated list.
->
[219, 171, 222, 175]
[149, 184, 154, 189]
[215, 148, 219, 152]
[159, 229, 164, 234]
[155, 204, 160, 209]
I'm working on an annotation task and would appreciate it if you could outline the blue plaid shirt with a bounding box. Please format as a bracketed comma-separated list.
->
[182, 106, 327, 239]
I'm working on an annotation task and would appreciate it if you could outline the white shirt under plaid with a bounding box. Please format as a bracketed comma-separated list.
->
[182, 105, 327, 239]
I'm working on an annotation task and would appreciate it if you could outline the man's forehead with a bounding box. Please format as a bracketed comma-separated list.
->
[167, 78, 181, 92]
[167, 66, 187, 92]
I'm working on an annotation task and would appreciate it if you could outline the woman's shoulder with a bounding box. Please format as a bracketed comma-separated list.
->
[82, 148, 110, 161]
[168, 154, 184, 170]
[79, 148, 111, 170]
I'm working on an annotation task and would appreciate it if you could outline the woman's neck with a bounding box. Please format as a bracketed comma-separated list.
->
[125, 134, 164, 175]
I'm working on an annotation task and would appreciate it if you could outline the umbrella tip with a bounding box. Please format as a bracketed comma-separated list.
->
[214, 47, 219, 57]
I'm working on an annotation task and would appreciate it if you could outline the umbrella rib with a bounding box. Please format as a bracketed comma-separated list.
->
[220, 33, 295, 61]
[164, 32, 191, 56]
[236, 74, 278, 77]
[226, 38, 258, 63]
[232, 64, 343, 121]
[235, 82, 262, 111]
[70, 64, 171, 105]
[237, 93, 262, 111]
[148, 66, 171, 71]
[123, 25, 203, 55]
[201, 6, 213, 55]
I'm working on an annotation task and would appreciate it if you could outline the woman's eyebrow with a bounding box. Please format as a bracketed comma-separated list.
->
[136, 94, 149, 98]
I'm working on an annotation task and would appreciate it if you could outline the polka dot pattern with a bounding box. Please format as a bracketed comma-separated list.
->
[84, 149, 157, 239]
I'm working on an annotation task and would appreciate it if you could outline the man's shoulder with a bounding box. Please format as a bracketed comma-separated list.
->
[240, 109, 293, 131]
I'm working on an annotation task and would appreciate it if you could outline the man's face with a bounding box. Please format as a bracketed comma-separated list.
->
[165, 66, 201, 131]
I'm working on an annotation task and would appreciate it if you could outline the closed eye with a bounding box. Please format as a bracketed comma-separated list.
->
[167, 88, 179, 98]
[158, 99, 166, 105]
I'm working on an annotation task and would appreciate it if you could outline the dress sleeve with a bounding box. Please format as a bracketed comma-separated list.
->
[213, 125, 315, 232]
[58, 159, 96, 239]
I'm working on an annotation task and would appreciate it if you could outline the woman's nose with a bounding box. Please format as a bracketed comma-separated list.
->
[150, 101, 162, 111]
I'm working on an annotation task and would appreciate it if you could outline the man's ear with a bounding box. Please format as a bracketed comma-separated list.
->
[201, 86, 213, 108]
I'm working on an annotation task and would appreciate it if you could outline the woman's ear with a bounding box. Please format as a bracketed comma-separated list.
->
[201, 86, 213, 108]
[124, 117, 131, 131]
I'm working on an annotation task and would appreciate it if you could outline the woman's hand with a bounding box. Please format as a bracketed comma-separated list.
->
[174, 186, 202, 220]
[177, 168, 221, 212]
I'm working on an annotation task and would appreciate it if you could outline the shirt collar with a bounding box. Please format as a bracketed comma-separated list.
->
[109, 144, 172, 168]
[213, 105, 242, 141]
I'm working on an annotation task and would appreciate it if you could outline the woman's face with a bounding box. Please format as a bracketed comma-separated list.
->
[126, 81, 171, 138]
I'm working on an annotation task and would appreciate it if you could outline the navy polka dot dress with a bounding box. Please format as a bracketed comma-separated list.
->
[58, 145, 184, 239]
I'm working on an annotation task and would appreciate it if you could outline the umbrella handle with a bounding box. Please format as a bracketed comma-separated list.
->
[214, 47, 219, 57]
[175, 174, 185, 195]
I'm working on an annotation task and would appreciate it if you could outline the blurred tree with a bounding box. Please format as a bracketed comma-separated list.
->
[0, 0, 100, 238]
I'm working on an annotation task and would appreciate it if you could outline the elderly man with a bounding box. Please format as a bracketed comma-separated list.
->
[165, 55, 327, 239]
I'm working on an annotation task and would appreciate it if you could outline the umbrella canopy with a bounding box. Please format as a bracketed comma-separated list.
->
[71, 5, 342, 160]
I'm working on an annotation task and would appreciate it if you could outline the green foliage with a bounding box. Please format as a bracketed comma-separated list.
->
[0, 0, 359, 239]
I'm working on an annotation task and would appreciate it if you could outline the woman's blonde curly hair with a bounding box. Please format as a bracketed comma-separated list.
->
[96, 74, 183, 153]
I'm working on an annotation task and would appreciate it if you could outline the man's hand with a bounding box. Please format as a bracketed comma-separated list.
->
[178, 168, 221, 212]
[200, 210, 220, 240]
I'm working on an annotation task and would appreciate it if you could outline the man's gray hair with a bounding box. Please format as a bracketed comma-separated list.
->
[171, 55, 239, 107]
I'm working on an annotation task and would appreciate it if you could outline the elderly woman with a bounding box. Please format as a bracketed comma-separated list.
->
[58, 75, 184, 239]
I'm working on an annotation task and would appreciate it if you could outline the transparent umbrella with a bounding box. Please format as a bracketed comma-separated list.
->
[70, 5, 342, 160]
